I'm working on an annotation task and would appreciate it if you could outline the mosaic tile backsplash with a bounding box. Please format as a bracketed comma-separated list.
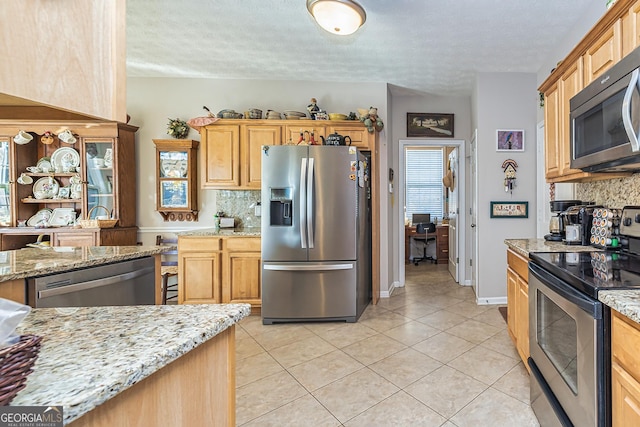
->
[215, 190, 261, 228]
[576, 173, 640, 209]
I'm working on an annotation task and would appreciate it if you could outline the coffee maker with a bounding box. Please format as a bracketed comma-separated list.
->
[544, 200, 582, 241]
[562, 204, 600, 245]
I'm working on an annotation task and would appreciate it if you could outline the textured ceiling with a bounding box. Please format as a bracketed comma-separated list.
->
[126, 0, 596, 96]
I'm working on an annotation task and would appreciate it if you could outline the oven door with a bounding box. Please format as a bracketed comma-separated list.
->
[528, 262, 607, 427]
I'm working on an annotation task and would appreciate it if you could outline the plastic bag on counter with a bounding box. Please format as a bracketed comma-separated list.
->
[0, 298, 31, 348]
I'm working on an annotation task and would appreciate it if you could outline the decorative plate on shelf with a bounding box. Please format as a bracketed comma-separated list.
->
[50, 147, 80, 172]
[33, 177, 59, 199]
[49, 208, 76, 226]
[36, 157, 53, 173]
[27, 208, 53, 227]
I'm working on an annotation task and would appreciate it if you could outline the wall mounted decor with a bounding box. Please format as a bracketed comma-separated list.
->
[407, 113, 454, 137]
[496, 129, 524, 151]
[153, 139, 199, 221]
[502, 159, 518, 193]
[490, 201, 528, 218]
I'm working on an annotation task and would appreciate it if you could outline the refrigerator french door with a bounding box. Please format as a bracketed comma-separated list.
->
[261, 145, 371, 324]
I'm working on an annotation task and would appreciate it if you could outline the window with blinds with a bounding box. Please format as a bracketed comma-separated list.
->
[405, 147, 444, 223]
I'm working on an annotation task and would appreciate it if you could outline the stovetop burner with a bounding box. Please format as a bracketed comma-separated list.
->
[530, 251, 640, 299]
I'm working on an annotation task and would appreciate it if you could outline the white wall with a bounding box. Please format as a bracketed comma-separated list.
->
[475, 72, 538, 302]
[389, 92, 471, 288]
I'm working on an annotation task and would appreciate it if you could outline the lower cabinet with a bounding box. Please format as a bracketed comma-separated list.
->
[506, 248, 530, 369]
[178, 235, 261, 310]
[611, 309, 640, 426]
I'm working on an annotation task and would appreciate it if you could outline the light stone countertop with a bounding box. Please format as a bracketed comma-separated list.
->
[504, 238, 599, 258]
[599, 291, 640, 323]
[177, 227, 261, 237]
[11, 303, 251, 424]
[0, 246, 168, 282]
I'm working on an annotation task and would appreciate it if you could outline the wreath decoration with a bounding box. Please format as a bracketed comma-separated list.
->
[167, 118, 190, 139]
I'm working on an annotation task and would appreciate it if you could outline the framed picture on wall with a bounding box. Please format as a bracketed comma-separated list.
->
[490, 201, 528, 218]
[496, 129, 524, 151]
[407, 113, 454, 137]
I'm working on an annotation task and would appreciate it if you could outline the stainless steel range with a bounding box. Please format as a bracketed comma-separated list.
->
[528, 206, 640, 427]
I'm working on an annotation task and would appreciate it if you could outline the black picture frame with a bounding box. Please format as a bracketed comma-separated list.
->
[490, 201, 528, 218]
[407, 113, 454, 138]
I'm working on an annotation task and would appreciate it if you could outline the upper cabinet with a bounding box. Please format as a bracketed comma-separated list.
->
[199, 119, 374, 190]
[0, 2, 126, 122]
[539, 0, 636, 183]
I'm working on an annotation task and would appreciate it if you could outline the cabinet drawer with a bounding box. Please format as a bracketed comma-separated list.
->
[179, 237, 222, 252]
[225, 237, 260, 252]
[507, 249, 529, 279]
[612, 310, 640, 383]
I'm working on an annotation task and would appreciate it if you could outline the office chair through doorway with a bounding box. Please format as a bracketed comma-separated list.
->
[413, 222, 436, 265]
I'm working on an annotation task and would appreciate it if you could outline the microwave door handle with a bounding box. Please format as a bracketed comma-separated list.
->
[307, 157, 315, 248]
[622, 68, 640, 152]
[300, 157, 307, 249]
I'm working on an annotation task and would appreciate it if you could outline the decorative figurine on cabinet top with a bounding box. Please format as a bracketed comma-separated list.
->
[307, 98, 320, 120]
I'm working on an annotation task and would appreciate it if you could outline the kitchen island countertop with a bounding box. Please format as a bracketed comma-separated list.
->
[177, 227, 261, 237]
[0, 246, 168, 282]
[12, 303, 251, 425]
[504, 238, 599, 258]
[600, 291, 640, 323]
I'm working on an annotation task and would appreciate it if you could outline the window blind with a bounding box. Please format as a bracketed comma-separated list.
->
[405, 147, 444, 222]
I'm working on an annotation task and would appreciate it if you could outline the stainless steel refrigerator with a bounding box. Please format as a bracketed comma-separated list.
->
[261, 145, 371, 324]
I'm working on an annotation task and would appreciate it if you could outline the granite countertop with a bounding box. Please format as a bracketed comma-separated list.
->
[178, 227, 261, 237]
[599, 291, 640, 323]
[504, 238, 599, 258]
[12, 303, 251, 424]
[0, 246, 168, 282]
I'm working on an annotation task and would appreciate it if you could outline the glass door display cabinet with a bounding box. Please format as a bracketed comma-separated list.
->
[0, 121, 138, 249]
[153, 139, 198, 221]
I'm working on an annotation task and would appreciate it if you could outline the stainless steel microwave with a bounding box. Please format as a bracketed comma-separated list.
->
[570, 46, 640, 172]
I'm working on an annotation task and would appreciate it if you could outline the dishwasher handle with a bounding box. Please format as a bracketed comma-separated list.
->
[38, 266, 155, 299]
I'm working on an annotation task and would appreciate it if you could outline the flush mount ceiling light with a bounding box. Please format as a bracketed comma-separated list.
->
[306, 0, 366, 36]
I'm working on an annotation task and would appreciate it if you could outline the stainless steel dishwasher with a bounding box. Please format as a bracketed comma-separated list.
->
[27, 256, 156, 308]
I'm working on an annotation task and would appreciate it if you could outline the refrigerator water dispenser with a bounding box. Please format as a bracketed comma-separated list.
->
[269, 188, 292, 226]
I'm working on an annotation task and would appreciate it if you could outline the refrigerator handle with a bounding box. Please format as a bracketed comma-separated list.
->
[300, 157, 307, 249]
[307, 157, 315, 248]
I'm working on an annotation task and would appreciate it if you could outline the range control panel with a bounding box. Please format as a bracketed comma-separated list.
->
[620, 206, 640, 238]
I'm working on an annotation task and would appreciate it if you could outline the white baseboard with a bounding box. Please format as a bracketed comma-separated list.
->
[476, 296, 507, 305]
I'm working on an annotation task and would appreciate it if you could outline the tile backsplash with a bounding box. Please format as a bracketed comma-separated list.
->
[575, 173, 640, 208]
[215, 190, 261, 228]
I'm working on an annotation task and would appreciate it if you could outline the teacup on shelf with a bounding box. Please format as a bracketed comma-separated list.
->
[26, 166, 41, 173]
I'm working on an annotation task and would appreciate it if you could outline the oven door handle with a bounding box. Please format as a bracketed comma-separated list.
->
[529, 262, 602, 318]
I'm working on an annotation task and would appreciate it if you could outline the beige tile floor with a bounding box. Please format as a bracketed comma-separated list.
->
[235, 263, 540, 426]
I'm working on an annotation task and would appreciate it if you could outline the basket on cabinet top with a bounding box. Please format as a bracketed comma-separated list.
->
[78, 205, 118, 229]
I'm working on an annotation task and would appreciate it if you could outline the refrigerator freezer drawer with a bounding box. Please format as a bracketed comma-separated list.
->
[262, 261, 357, 324]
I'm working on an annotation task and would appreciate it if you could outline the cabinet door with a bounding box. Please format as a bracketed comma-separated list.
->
[224, 251, 261, 306]
[242, 125, 281, 189]
[506, 267, 518, 343]
[623, 1, 640, 55]
[559, 59, 584, 176]
[83, 138, 115, 220]
[54, 232, 96, 247]
[283, 124, 326, 145]
[179, 252, 222, 304]
[326, 124, 372, 149]
[584, 19, 622, 85]
[544, 82, 561, 179]
[201, 125, 240, 189]
[612, 362, 640, 426]
[516, 277, 530, 365]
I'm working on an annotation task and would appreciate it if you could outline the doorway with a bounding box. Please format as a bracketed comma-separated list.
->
[398, 139, 466, 289]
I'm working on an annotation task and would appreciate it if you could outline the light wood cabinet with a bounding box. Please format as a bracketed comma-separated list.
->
[611, 309, 640, 426]
[506, 248, 530, 369]
[223, 237, 261, 311]
[583, 19, 623, 85]
[559, 59, 585, 177]
[623, 0, 640, 55]
[544, 81, 561, 180]
[178, 236, 223, 304]
[199, 120, 374, 190]
[179, 235, 261, 310]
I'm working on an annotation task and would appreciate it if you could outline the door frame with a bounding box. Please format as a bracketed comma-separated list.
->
[397, 139, 466, 288]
